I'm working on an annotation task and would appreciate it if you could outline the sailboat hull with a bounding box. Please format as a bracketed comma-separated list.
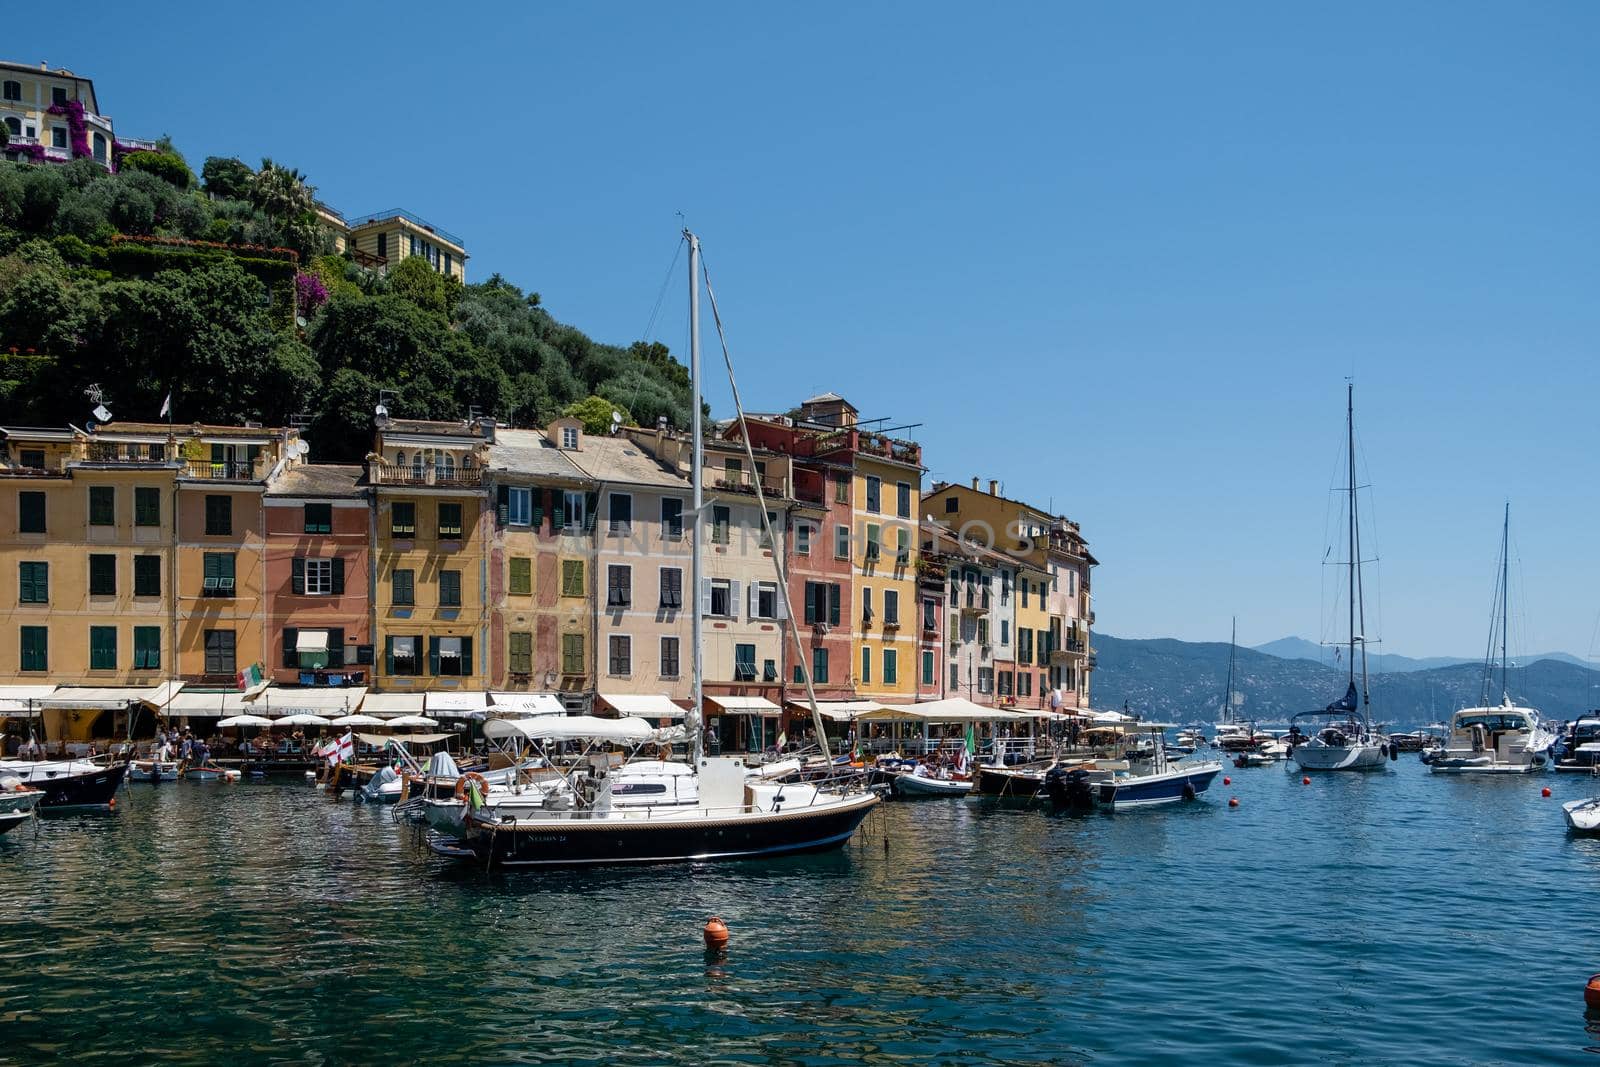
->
[1292, 743, 1387, 771]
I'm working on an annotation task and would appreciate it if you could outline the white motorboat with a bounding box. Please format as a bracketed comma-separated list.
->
[0, 779, 43, 833]
[0, 758, 127, 808]
[1432, 506, 1555, 776]
[181, 763, 241, 782]
[1292, 385, 1389, 774]
[1563, 797, 1600, 834]
[129, 759, 179, 782]
[891, 771, 974, 798]
[1048, 723, 1224, 809]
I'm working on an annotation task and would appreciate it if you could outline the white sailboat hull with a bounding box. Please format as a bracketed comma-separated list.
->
[1563, 797, 1600, 834]
[1293, 741, 1387, 771]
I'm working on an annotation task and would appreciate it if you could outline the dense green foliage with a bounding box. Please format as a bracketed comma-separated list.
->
[0, 152, 691, 460]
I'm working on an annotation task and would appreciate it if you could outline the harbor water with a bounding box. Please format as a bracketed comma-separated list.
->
[3, 760, 1599, 1065]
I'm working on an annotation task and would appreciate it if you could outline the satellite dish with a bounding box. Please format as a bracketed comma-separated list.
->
[92, 404, 112, 423]
[611, 411, 623, 425]
[374, 403, 388, 418]
[543, 671, 557, 688]
[296, 440, 310, 456]
[294, 315, 308, 329]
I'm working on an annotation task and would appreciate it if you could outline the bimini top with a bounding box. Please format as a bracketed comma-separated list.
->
[483, 715, 657, 743]
[1450, 699, 1541, 730]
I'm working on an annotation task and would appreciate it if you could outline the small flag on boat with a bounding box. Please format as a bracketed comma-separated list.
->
[326, 731, 353, 767]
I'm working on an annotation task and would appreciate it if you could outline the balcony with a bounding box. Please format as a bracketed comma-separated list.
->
[371, 462, 484, 488]
[958, 590, 991, 615]
[857, 433, 922, 466]
[709, 468, 788, 498]
[345, 209, 465, 249]
[87, 443, 169, 465]
[118, 136, 161, 151]
[1087, 652, 1097, 669]
[183, 459, 258, 481]
[883, 616, 901, 630]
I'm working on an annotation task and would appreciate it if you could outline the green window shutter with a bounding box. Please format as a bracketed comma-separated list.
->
[89, 554, 116, 596]
[496, 485, 510, 527]
[829, 584, 841, 627]
[134, 556, 160, 597]
[460, 636, 473, 676]
[331, 557, 345, 595]
[19, 492, 45, 533]
[291, 557, 305, 595]
[134, 627, 160, 670]
[329, 628, 345, 668]
[20, 627, 47, 672]
[283, 628, 298, 668]
[89, 486, 114, 526]
[135, 487, 160, 527]
[384, 636, 395, 676]
[428, 637, 441, 675]
[89, 626, 117, 670]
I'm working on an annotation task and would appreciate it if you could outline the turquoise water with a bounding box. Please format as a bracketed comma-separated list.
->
[3, 761, 1599, 1064]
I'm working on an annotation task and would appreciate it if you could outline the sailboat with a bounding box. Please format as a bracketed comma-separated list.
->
[1289, 385, 1389, 772]
[431, 231, 877, 868]
[1430, 504, 1555, 775]
[1212, 619, 1253, 752]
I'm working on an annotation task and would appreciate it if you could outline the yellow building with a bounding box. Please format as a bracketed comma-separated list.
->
[0, 59, 155, 167]
[340, 209, 468, 282]
[369, 417, 492, 691]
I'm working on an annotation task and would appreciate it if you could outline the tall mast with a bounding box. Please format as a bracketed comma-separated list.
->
[1500, 501, 1509, 703]
[686, 230, 704, 767]
[1225, 617, 1236, 723]
[1346, 382, 1356, 691]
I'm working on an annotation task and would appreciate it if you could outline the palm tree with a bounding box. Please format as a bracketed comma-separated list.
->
[249, 158, 316, 228]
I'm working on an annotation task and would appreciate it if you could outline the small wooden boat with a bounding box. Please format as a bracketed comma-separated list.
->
[975, 764, 1048, 796]
[891, 773, 973, 798]
[129, 759, 179, 782]
[181, 763, 241, 782]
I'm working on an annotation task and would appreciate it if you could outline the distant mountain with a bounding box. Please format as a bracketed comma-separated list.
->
[1252, 636, 1595, 674]
[1094, 633, 1600, 727]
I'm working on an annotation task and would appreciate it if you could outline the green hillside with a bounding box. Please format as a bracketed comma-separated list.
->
[0, 151, 690, 458]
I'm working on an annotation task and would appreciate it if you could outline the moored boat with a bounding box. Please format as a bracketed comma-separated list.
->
[129, 759, 179, 782]
[0, 759, 126, 810]
[1562, 797, 1600, 834]
[0, 781, 43, 833]
[891, 772, 973, 798]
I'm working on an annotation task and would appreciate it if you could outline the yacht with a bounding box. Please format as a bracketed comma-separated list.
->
[1555, 716, 1600, 773]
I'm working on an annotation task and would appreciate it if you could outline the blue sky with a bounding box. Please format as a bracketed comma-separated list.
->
[23, 2, 1598, 656]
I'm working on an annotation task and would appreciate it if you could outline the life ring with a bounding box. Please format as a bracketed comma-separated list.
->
[454, 771, 490, 807]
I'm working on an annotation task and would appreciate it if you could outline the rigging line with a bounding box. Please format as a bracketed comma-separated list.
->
[699, 250, 832, 763]
[628, 234, 687, 419]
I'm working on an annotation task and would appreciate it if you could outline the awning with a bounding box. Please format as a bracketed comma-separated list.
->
[0, 685, 58, 713]
[489, 692, 566, 716]
[386, 714, 440, 728]
[598, 694, 686, 719]
[425, 691, 488, 719]
[783, 699, 895, 722]
[704, 695, 781, 714]
[40, 684, 185, 711]
[251, 686, 367, 716]
[360, 692, 426, 717]
[857, 698, 1028, 723]
[359, 731, 454, 746]
[483, 715, 656, 743]
[438, 637, 463, 658]
[167, 691, 258, 716]
[217, 714, 274, 728]
[296, 630, 330, 653]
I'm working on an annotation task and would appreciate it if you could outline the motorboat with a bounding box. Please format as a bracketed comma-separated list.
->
[1174, 729, 1207, 751]
[891, 770, 973, 798]
[0, 778, 43, 833]
[1430, 699, 1556, 775]
[974, 763, 1049, 796]
[129, 759, 179, 782]
[1563, 797, 1600, 834]
[0, 758, 127, 809]
[1050, 723, 1224, 809]
[181, 763, 242, 782]
[1555, 717, 1600, 773]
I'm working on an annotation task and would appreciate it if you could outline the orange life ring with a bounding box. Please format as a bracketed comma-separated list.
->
[454, 771, 490, 807]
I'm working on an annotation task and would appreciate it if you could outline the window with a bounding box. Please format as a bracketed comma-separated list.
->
[884, 589, 900, 626]
[860, 645, 872, 685]
[562, 490, 586, 531]
[978, 667, 994, 694]
[1, 117, 17, 136]
[505, 486, 532, 526]
[391, 501, 416, 537]
[734, 643, 756, 682]
[305, 559, 334, 596]
[392, 568, 415, 605]
[135, 487, 160, 527]
[998, 671, 1013, 698]
[509, 557, 531, 596]
[764, 658, 778, 682]
[828, 582, 842, 625]
[20, 627, 47, 672]
[202, 552, 236, 596]
[834, 474, 849, 504]
[711, 505, 730, 545]
[1001, 619, 1011, 646]
[205, 495, 232, 535]
[1021, 578, 1030, 609]
[834, 524, 849, 559]
[759, 510, 778, 550]
[922, 597, 936, 632]
[561, 426, 579, 450]
[796, 524, 811, 555]
[754, 581, 779, 620]
[134, 627, 161, 670]
[434, 636, 470, 677]
[883, 648, 898, 685]
[896, 527, 911, 565]
[304, 503, 332, 534]
[921, 649, 935, 686]
[561, 633, 585, 675]
[661, 498, 684, 540]
[1018, 628, 1033, 661]
[951, 663, 961, 689]
[93, 132, 107, 163]
[1019, 672, 1033, 698]
[561, 559, 584, 597]
[376, 233, 388, 259]
[508, 632, 533, 675]
[659, 567, 683, 609]
[89, 554, 116, 596]
[18, 491, 44, 533]
[607, 565, 632, 608]
[609, 493, 632, 535]
[707, 578, 733, 618]
[608, 635, 631, 676]
[864, 524, 881, 561]
[1, 81, 19, 102]
[388, 635, 421, 676]
[440, 570, 462, 607]
[861, 586, 874, 624]
[204, 629, 236, 675]
[88, 486, 114, 527]
[18, 449, 43, 470]
[438, 502, 462, 538]
[950, 570, 959, 605]
[19, 562, 47, 603]
[134, 556, 160, 597]
[52, 86, 67, 105]
[813, 647, 830, 684]
[661, 636, 681, 678]
[1001, 571, 1012, 604]
[90, 626, 117, 670]
[865, 475, 881, 513]
[945, 496, 959, 514]
[978, 618, 990, 646]
[897, 482, 911, 519]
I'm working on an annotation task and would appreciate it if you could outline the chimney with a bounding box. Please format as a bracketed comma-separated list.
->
[970, 476, 979, 490]
[989, 480, 999, 496]
[477, 416, 496, 443]
[655, 414, 667, 451]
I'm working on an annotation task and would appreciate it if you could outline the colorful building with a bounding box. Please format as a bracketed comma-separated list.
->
[335, 209, 468, 282]
[0, 59, 155, 169]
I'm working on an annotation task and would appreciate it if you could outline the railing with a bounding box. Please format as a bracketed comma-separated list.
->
[118, 136, 160, 151]
[344, 209, 465, 248]
[349, 247, 385, 269]
[857, 434, 922, 465]
[709, 469, 788, 497]
[183, 459, 257, 481]
[370, 462, 484, 487]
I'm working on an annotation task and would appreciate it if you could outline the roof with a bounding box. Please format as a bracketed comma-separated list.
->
[344, 209, 466, 251]
[563, 433, 688, 490]
[1, 426, 75, 442]
[921, 519, 1049, 576]
[380, 418, 483, 438]
[96, 421, 283, 439]
[0, 62, 98, 112]
[485, 428, 589, 481]
[267, 463, 366, 498]
[802, 392, 856, 409]
[924, 482, 1095, 563]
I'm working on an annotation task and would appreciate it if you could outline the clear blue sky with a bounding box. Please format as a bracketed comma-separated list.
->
[22, 2, 1598, 657]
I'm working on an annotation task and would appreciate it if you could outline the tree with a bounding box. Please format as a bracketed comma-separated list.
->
[119, 150, 194, 189]
[563, 394, 631, 434]
[387, 255, 447, 316]
[200, 156, 254, 200]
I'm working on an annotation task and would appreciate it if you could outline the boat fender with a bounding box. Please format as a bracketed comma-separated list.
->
[1181, 784, 1196, 802]
[1285, 745, 1294, 758]
[1389, 744, 1398, 762]
[1586, 973, 1600, 1010]
[703, 917, 729, 948]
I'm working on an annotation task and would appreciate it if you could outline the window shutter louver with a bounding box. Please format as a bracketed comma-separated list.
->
[583, 492, 599, 532]
[460, 636, 472, 675]
[701, 577, 713, 616]
[829, 584, 841, 626]
[291, 557, 305, 595]
[384, 636, 394, 675]
[729, 581, 740, 619]
[496, 485, 510, 527]
[428, 637, 441, 676]
[283, 628, 297, 668]
[331, 557, 345, 595]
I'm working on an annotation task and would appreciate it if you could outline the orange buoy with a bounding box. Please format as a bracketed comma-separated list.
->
[1223, 776, 1232, 786]
[1543, 787, 1553, 798]
[1302, 777, 1311, 785]
[108, 797, 116, 809]
[703, 916, 729, 948]
[1586, 974, 1600, 1009]
[1228, 797, 1239, 807]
